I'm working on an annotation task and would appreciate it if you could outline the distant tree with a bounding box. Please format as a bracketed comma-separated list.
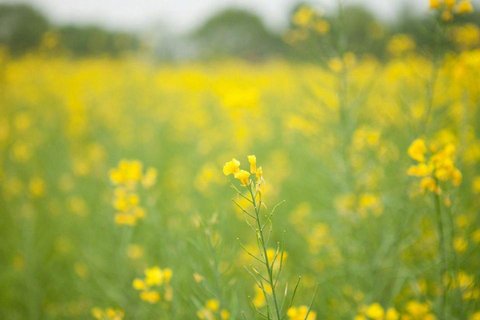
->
[191, 8, 287, 60]
[57, 25, 140, 57]
[0, 4, 49, 55]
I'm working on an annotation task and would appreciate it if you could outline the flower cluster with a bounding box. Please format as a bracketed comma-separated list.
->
[429, 0, 474, 21]
[402, 300, 436, 320]
[354, 303, 399, 320]
[91, 307, 124, 320]
[407, 139, 462, 194]
[287, 305, 317, 320]
[132, 266, 173, 304]
[196, 299, 230, 320]
[446, 271, 479, 300]
[223, 155, 263, 188]
[109, 160, 157, 226]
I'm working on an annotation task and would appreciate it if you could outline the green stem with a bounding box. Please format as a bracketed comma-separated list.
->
[433, 191, 447, 319]
[248, 184, 282, 320]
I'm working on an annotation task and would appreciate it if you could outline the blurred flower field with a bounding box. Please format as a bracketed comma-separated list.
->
[1, 35, 480, 319]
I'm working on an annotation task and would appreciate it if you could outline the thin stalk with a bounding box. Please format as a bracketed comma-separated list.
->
[433, 191, 448, 319]
[248, 184, 282, 320]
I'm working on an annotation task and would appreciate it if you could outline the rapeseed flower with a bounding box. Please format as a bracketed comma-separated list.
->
[109, 160, 155, 226]
[91, 307, 124, 320]
[196, 299, 230, 320]
[287, 305, 316, 320]
[407, 139, 461, 194]
[132, 266, 173, 304]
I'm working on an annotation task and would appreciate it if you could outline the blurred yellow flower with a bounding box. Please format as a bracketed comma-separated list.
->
[287, 305, 316, 320]
[408, 139, 427, 162]
[91, 307, 124, 320]
[133, 266, 173, 304]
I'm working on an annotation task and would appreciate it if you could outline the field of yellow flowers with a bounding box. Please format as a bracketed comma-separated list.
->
[1, 25, 480, 320]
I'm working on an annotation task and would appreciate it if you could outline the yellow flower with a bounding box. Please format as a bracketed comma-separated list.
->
[132, 278, 146, 290]
[91, 307, 124, 320]
[256, 166, 263, 180]
[407, 163, 432, 177]
[293, 6, 315, 27]
[456, 1, 474, 14]
[420, 177, 439, 193]
[234, 170, 251, 186]
[405, 300, 432, 317]
[220, 310, 230, 320]
[453, 237, 468, 253]
[140, 290, 160, 303]
[223, 158, 240, 176]
[385, 308, 400, 320]
[287, 305, 316, 320]
[429, 0, 441, 9]
[145, 266, 164, 286]
[365, 303, 384, 320]
[114, 213, 137, 226]
[408, 139, 427, 162]
[248, 155, 257, 174]
[29, 177, 46, 198]
[206, 299, 220, 312]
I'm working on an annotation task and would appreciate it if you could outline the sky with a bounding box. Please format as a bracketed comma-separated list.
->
[3, 0, 427, 32]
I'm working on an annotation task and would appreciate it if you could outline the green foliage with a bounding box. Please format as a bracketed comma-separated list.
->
[57, 25, 140, 57]
[0, 4, 49, 55]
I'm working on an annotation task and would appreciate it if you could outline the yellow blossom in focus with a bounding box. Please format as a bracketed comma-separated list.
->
[223, 158, 240, 176]
[234, 170, 250, 186]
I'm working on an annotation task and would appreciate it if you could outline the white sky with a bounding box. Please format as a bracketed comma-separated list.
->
[1, 0, 429, 32]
